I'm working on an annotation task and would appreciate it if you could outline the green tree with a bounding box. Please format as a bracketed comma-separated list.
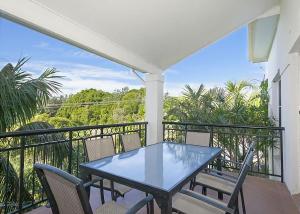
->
[0, 58, 62, 132]
[0, 58, 63, 212]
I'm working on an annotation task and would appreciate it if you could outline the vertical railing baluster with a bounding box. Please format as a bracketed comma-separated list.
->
[19, 136, 25, 213]
[271, 135, 275, 175]
[32, 147, 36, 206]
[68, 131, 73, 174]
[264, 135, 268, 176]
[162, 123, 165, 141]
[210, 126, 213, 147]
[144, 123, 147, 146]
[184, 124, 188, 144]
[4, 151, 10, 213]
[280, 129, 284, 182]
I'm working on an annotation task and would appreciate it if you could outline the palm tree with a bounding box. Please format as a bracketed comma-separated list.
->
[0, 58, 63, 213]
[0, 58, 62, 132]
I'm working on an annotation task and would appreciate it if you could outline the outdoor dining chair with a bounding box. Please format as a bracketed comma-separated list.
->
[34, 163, 154, 214]
[83, 135, 132, 204]
[186, 131, 211, 190]
[190, 142, 257, 214]
[172, 149, 254, 214]
[185, 131, 211, 146]
[120, 132, 142, 152]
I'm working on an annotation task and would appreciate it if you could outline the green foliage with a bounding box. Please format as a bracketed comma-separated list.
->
[0, 59, 63, 213]
[36, 80, 272, 129]
[0, 58, 62, 132]
[164, 79, 273, 126]
[56, 88, 145, 125]
[32, 114, 77, 128]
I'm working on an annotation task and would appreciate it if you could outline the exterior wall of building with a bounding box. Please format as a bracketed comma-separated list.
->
[266, 0, 300, 194]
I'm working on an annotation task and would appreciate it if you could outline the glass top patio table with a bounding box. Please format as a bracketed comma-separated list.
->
[79, 142, 222, 213]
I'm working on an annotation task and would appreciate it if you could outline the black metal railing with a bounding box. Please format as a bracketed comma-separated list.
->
[0, 122, 147, 214]
[163, 121, 284, 182]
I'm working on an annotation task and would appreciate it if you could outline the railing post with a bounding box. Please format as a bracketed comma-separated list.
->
[162, 123, 165, 141]
[145, 123, 148, 145]
[68, 131, 73, 174]
[18, 136, 25, 213]
[280, 129, 284, 183]
[184, 124, 188, 144]
[210, 126, 214, 147]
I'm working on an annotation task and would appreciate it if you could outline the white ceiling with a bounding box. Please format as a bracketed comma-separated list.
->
[1, 0, 279, 73]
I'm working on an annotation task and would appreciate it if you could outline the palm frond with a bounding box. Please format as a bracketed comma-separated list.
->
[0, 58, 63, 132]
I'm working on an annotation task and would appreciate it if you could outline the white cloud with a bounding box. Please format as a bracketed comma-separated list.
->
[19, 60, 143, 95]
[59, 78, 142, 95]
[33, 42, 63, 52]
[70, 50, 98, 58]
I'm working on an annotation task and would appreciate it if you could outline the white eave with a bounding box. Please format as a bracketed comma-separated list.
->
[0, 0, 279, 73]
[248, 6, 280, 63]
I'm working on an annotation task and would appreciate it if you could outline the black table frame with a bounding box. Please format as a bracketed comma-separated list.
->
[79, 142, 222, 213]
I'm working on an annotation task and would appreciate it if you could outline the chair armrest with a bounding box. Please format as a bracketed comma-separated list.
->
[83, 177, 103, 188]
[208, 171, 237, 183]
[180, 189, 235, 214]
[126, 195, 153, 214]
[209, 169, 238, 180]
[219, 158, 242, 166]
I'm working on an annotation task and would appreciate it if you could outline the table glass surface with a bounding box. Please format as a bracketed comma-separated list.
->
[81, 142, 221, 192]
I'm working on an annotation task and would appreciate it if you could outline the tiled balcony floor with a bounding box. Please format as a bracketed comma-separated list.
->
[27, 176, 299, 214]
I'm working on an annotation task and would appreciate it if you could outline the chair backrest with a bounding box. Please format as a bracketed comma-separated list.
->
[34, 163, 92, 214]
[241, 141, 257, 164]
[186, 131, 211, 147]
[121, 132, 141, 151]
[227, 150, 254, 209]
[230, 141, 256, 177]
[84, 136, 115, 161]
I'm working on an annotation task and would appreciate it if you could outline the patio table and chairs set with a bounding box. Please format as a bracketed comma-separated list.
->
[34, 131, 255, 214]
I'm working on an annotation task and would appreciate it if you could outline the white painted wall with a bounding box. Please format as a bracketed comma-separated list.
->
[266, 0, 300, 194]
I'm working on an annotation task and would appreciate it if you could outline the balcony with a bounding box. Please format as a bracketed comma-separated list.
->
[1, 121, 298, 214]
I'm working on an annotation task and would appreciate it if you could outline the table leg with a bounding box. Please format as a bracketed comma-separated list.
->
[79, 168, 91, 199]
[156, 195, 172, 214]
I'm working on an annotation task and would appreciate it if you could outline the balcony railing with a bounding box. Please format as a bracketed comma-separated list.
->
[0, 121, 284, 214]
[163, 121, 284, 182]
[0, 122, 147, 214]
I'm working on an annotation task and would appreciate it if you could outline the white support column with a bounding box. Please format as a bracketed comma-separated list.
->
[145, 73, 164, 145]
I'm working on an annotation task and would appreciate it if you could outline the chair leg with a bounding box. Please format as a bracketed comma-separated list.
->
[202, 186, 207, 195]
[236, 197, 240, 214]
[100, 180, 105, 204]
[149, 197, 154, 214]
[146, 193, 149, 213]
[110, 181, 116, 201]
[240, 188, 246, 214]
[189, 178, 194, 190]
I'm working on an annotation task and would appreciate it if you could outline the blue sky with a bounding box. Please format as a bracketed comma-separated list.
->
[0, 18, 264, 96]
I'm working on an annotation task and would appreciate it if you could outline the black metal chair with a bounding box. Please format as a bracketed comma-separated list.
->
[173, 149, 254, 214]
[190, 142, 256, 214]
[34, 163, 154, 214]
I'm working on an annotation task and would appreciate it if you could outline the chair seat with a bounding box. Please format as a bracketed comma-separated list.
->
[196, 172, 235, 194]
[173, 192, 226, 214]
[95, 201, 128, 214]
